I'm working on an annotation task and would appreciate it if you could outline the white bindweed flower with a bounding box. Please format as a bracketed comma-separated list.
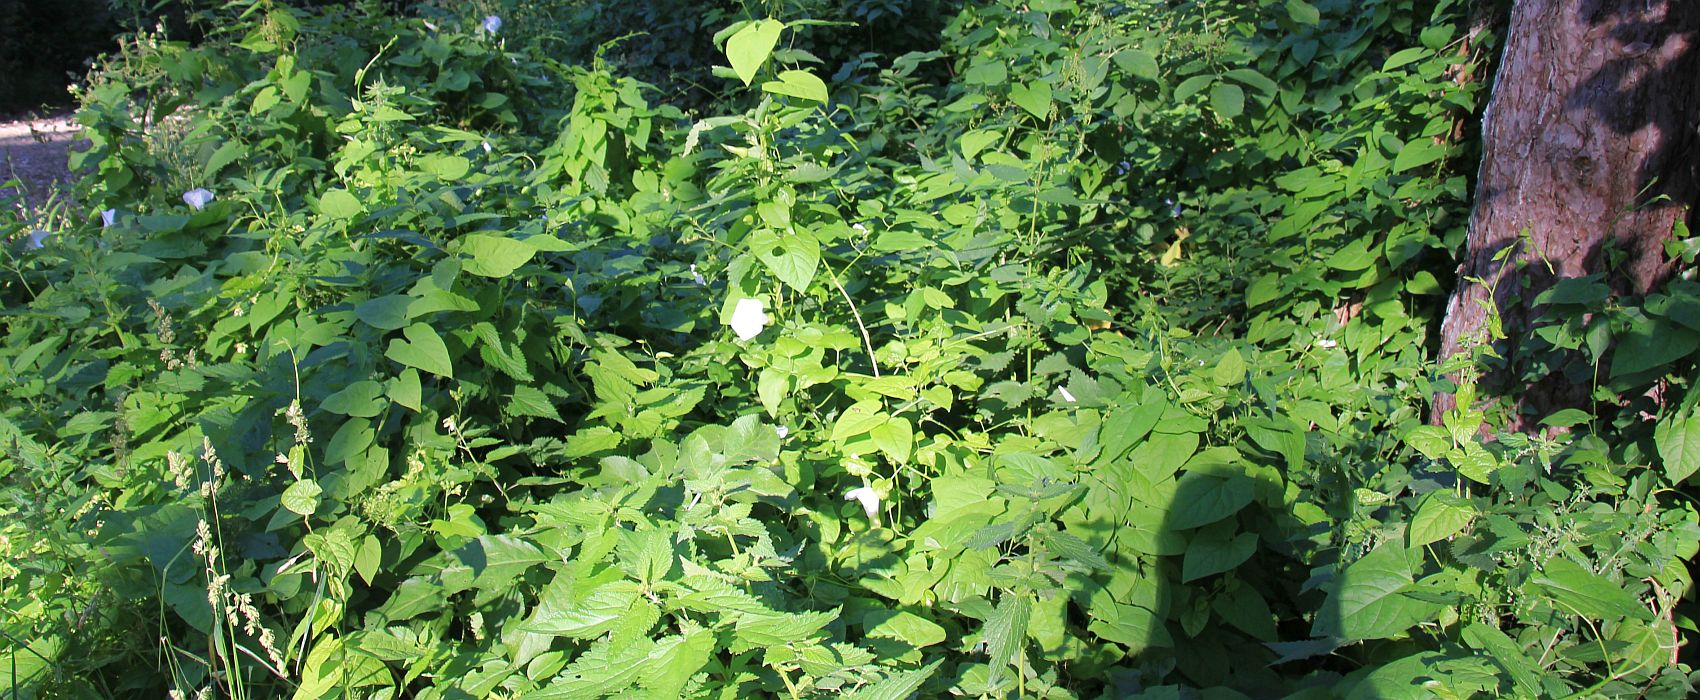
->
[1317, 338, 1338, 348]
[183, 188, 214, 211]
[482, 15, 502, 33]
[844, 486, 880, 519]
[481, 141, 492, 153]
[1058, 386, 1077, 403]
[690, 264, 706, 285]
[101, 209, 116, 227]
[730, 298, 768, 340]
[852, 223, 867, 235]
[24, 230, 49, 250]
[775, 425, 789, 439]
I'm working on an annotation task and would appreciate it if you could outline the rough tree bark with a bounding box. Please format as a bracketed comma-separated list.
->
[1437, 0, 1700, 424]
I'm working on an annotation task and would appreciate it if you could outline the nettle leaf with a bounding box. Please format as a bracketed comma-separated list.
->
[509, 385, 561, 421]
[460, 233, 537, 278]
[1313, 540, 1440, 640]
[748, 228, 819, 293]
[725, 19, 783, 86]
[982, 594, 1031, 688]
[386, 323, 454, 378]
[843, 659, 944, 700]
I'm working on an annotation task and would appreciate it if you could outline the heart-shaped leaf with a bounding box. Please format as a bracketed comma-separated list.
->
[386, 323, 454, 378]
[725, 19, 783, 86]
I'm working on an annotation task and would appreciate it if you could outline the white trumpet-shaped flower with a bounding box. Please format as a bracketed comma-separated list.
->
[844, 485, 880, 519]
[183, 188, 215, 211]
[101, 209, 116, 227]
[24, 230, 50, 250]
[482, 15, 502, 33]
[730, 298, 768, 340]
[690, 264, 706, 286]
[775, 425, 789, 439]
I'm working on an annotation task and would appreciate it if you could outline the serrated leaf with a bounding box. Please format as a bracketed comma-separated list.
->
[386, 323, 453, 378]
[843, 659, 944, 700]
[725, 19, 783, 86]
[1041, 529, 1110, 571]
[509, 385, 561, 421]
[983, 594, 1031, 688]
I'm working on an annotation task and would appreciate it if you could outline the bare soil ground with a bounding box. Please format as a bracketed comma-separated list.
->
[1, 112, 83, 217]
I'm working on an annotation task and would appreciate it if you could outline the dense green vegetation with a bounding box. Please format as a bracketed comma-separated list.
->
[3, 0, 1698, 697]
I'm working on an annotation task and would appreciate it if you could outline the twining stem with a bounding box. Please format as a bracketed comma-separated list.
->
[827, 264, 879, 377]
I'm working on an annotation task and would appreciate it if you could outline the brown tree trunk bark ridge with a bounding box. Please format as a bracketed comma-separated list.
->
[1437, 0, 1700, 424]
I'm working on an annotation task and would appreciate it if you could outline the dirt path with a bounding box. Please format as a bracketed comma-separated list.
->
[1, 113, 82, 217]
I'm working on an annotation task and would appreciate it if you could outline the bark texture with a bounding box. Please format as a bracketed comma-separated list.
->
[1437, 0, 1700, 422]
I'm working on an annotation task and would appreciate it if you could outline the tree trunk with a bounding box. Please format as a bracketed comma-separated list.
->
[1437, 0, 1700, 425]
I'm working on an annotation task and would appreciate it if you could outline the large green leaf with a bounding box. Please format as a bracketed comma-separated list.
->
[1181, 527, 1257, 582]
[749, 228, 820, 293]
[1527, 557, 1648, 620]
[1408, 491, 1474, 547]
[725, 19, 783, 86]
[386, 323, 454, 378]
[1166, 474, 1252, 530]
[320, 380, 385, 417]
[1009, 81, 1053, 120]
[1656, 410, 1700, 483]
[761, 69, 828, 104]
[460, 233, 538, 278]
[1314, 540, 1440, 640]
